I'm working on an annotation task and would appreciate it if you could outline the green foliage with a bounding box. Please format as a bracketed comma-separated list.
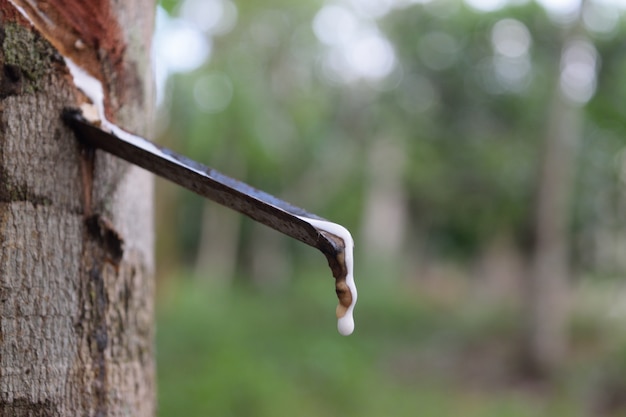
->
[157, 276, 591, 417]
[157, 0, 180, 14]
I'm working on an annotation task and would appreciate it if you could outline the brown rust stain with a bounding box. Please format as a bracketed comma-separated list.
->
[319, 232, 353, 318]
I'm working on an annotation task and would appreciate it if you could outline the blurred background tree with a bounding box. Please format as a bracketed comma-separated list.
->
[153, 0, 626, 415]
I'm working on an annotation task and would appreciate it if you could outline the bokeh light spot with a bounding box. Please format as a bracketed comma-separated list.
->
[193, 73, 234, 113]
[491, 19, 531, 58]
[559, 39, 598, 105]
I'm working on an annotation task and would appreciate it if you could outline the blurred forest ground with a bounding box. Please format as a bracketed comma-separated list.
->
[154, 0, 626, 415]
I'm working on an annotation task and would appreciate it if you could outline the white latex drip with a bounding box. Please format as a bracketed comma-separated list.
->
[298, 217, 357, 336]
[64, 58, 184, 168]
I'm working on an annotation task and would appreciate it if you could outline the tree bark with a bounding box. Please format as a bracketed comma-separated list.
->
[0, 1, 155, 415]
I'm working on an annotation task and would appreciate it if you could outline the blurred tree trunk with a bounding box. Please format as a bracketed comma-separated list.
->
[194, 150, 245, 284]
[524, 62, 581, 377]
[195, 203, 242, 283]
[0, 1, 155, 415]
[361, 137, 409, 269]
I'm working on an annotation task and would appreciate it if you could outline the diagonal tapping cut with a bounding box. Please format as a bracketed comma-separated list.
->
[63, 111, 358, 335]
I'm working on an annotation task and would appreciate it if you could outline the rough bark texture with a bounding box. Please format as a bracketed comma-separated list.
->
[0, 1, 155, 416]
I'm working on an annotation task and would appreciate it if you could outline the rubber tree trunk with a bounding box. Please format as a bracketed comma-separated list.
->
[0, 0, 155, 415]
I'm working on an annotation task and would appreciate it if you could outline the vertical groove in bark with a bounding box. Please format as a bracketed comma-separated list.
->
[0, 1, 155, 415]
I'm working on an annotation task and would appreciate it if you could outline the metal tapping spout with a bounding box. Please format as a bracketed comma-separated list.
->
[63, 109, 358, 335]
